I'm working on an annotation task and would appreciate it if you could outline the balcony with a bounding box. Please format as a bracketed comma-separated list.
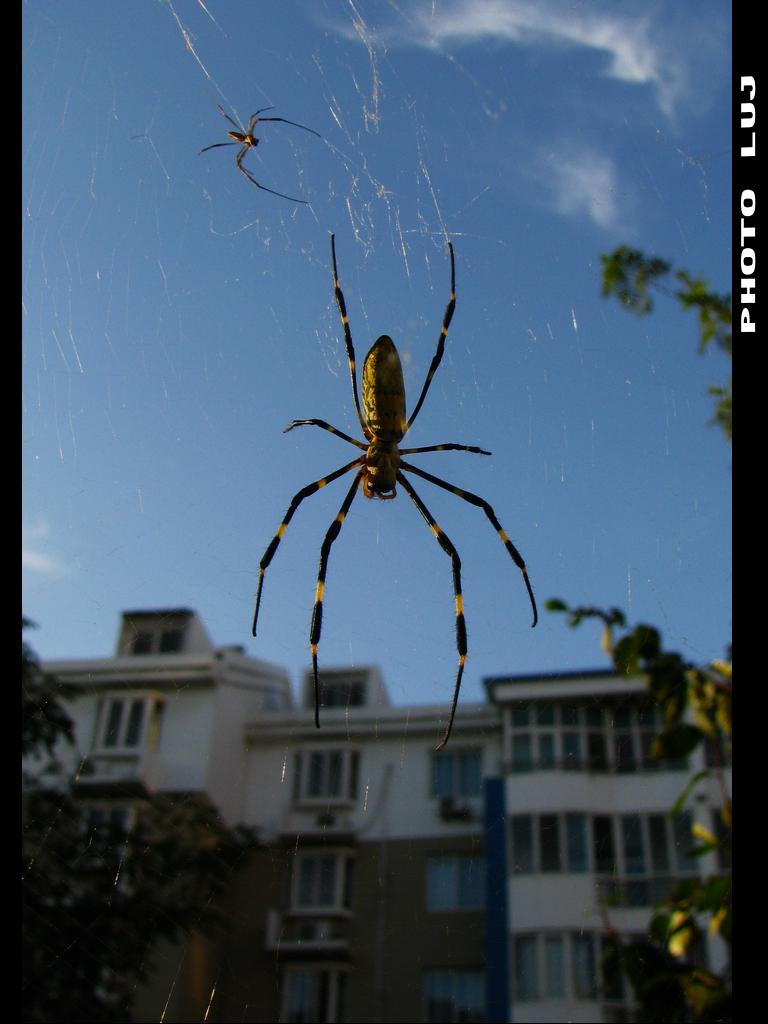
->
[265, 909, 350, 956]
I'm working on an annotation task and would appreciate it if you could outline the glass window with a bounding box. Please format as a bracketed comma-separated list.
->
[613, 706, 632, 729]
[131, 632, 153, 654]
[585, 706, 603, 728]
[648, 814, 670, 872]
[124, 699, 146, 747]
[427, 856, 484, 910]
[512, 733, 532, 772]
[614, 732, 636, 772]
[587, 731, 608, 771]
[561, 703, 580, 726]
[565, 814, 588, 872]
[621, 816, 645, 875]
[511, 816, 533, 874]
[159, 628, 182, 652]
[457, 751, 481, 796]
[103, 699, 123, 747]
[511, 706, 530, 727]
[283, 969, 345, 1024]
[425, 971, 485, 1023]
[299, 749, 356, 802]
[535, 704, 555, 726]
[544, 935, 565, 998]
[571, 932, 597, 999]
[562, 732, 581, 770]
[593, 816, 615, 874]
[514, 936, 539, 1001]
[538, 733, 556, 770]
[99, 697, 150, 749]
[294, 853, 348, 909]
[540, 815, 561, 873]
[433, 749, 482, 798]
[672, 812, 698, 873]
[600, 934, 625, 1001]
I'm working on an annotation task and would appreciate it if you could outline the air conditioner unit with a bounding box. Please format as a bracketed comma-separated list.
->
[297, 919, 333, 942]
[439, 796, 472, 821]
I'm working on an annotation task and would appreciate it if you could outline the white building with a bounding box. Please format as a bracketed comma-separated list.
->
[30, 609, 729, 1023]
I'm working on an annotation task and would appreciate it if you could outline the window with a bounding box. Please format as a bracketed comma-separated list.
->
[292, 852, 354, 912]
[592, 816, 616, 874]
[427, 856, 484, 910]
[672, 812, 698, 873]
[96, 696, 157, 751]
[424, 971, 485, 1023]
[513, 932, 599, 1004]
[514, 935, 539, 1001]
[571, 932, 597, 999]
[158, 628, 182, 652]
[562, 732, 582, 770]
[85, 804, 131, 834]
[621, 816, 646, 875]
[129, 625, 185, 654]
[565, 814, 589, 872]
[511, 732, 533, 772]
[432, 749, 482, 798]
[293, 749, 359, 804]
[543, 935, 565, 998]
[131, 631, 153, 654]
[321, 678, 365, 708]
[282, 968, 347, 1023]
[507, 698, 687, 774]
[539, 815, 561, 872]
[511, 816, 533, 874]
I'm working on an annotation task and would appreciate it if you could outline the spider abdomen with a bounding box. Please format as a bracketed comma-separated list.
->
[362, 335, 406, 442]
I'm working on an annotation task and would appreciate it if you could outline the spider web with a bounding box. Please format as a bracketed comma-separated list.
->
[22, 1, 732, 1020]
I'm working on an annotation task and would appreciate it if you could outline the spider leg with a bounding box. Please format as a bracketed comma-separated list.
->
[199, 141, 239, 154]
[256, 116, 321, 138]
[284, 419, 367, 450]
[330, 235, 368, 435]
[309, 469, 365, 728]
[404, 241, 456, 434]
[215, 103, 245, 133]
[397, 471, 467, 752]
[399, 443, 491, 456]
[235, 148, 309, 204]
[400, 459, 538, 627]
[253, 456, 364, 637]
[247, 107, 276, 129]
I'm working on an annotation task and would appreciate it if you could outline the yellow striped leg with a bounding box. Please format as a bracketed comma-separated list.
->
[399, 443, 491, 456]
[397, 471, 467, 752]
[284, 419, 367, 449]
[252, 457, 364, 637]
[404, 241, 456, 434]
[330, 234, 367, 433]
[400, 459, 538, 628]
[309, 469, 365, 727]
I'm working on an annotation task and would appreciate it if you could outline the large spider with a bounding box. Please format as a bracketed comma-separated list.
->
[252, 235, 538, 750]
[199, 103, 320, 203]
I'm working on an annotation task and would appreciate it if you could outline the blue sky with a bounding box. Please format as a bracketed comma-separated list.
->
[22, 0, 732, 711]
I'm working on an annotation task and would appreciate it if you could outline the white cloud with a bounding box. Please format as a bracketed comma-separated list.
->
[22, 549, 67, 576]
[22, 518, 68, 577]
[333, 0, 690, 118]
[539, 145, 623, 230]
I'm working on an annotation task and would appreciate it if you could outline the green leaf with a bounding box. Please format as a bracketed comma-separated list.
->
[670, 770, 709, 816]
[651, 724, 704, 761]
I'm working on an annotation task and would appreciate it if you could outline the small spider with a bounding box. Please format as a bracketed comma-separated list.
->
[199, 103, 320, 203]
[252, 235, 538, 750]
